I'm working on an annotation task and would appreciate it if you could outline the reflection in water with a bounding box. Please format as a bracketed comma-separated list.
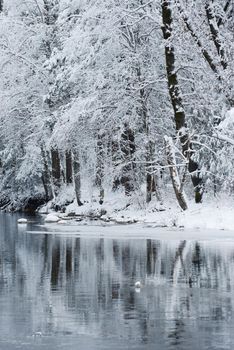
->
[0, 213, 234, 350]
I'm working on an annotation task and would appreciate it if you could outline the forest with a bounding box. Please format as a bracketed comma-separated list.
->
[0, 0, 233, 215]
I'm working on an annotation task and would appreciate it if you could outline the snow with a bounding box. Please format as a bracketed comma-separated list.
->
[135, 281, 142, 288]
[218, 108, 234, 130]
[216, 108, 234, 145]
[44, 214, 60, 223]
[18, 218, 28, 224]
[57, 220, 68, 224]
[77, 189, 234, 232]
[37, 192, 234, 237]
[178, 202, 234, 231]
[38, 185, 75, 214]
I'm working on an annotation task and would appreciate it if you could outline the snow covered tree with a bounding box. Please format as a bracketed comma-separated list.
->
[0, 0, 233, 212]
[161, 0, 203, 206]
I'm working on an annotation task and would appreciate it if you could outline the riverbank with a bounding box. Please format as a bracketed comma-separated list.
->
[37, 192, 234, 232]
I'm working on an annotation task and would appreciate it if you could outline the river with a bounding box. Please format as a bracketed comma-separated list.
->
[0, 212, 234, 349]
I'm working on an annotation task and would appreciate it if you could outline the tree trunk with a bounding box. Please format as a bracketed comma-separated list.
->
[96, 132, 105, 204]
[51, 148, 61, 195]
[65, 150, 73, 184]
[161, 0, 203, 204]
[72, 150, 83, 206]
[146, 172, 162, 204]
[112, 137, 121, 190]
[154, 171, 163, 203]
[145, 138, 162, 204]
[164, 136, 188, 211]
[146, 142, 155, 203]
[120, 123, 136, 196]
[146, 173, 153, 203]
[137, 66, 160, 204]
[41, 145, 53, 201]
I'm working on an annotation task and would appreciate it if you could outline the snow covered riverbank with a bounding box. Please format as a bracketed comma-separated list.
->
[38, 194, 234, 233]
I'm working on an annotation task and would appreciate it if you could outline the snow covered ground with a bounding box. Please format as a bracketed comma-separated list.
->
[37, 189, 234, 234]
[177, 202, 234, 231]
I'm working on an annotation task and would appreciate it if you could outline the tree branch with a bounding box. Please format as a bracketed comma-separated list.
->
[177, 1, 219, 75]
[217, 0, 232, 27]
[205, 1, 227, 69]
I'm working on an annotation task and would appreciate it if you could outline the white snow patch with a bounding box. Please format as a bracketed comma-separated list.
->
[178, 200, 234, 231]
[218, 108, 234, 130]
[45, 214, 60, 223]
[57, 220, 68, 225]
[18, 218, 28, 224]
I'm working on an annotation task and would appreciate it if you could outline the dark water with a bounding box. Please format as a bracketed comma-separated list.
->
[0, 213, 234, 350]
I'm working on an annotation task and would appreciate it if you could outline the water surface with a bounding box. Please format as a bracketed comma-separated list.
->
[0, 213, 234, 349]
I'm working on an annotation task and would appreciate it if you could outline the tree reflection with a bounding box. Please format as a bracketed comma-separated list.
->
[0, 216, 234, 349]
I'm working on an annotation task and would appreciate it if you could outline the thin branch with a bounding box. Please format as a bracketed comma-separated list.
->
[33, 0, 44, 22]
[177, 0, 219, 75]
[205, 2, 227, 69]
[124, 1, 153, 14]
[217, 0, 232, 27]
[0, 43, 47, 78]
